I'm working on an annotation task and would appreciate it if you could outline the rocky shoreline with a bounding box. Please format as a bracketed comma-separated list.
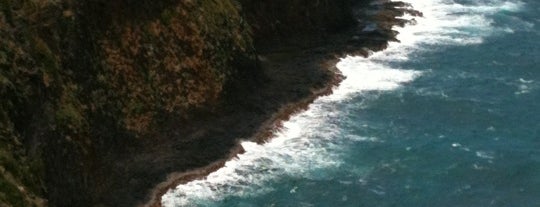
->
[143, 2, 422, 207]
[0, 0, 421, 206]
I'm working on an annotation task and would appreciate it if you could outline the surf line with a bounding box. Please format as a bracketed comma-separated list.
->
[145, 1, 423, 206]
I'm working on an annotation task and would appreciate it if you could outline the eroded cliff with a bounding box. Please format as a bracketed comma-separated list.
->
[1, 0, 358, 206]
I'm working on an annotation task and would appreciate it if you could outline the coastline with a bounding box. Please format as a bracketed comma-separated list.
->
[143, 1, 422, 206]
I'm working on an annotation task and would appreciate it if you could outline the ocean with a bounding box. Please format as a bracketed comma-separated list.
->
[162, 0, 540, 206]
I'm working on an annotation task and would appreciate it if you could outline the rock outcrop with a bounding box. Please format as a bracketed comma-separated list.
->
[0, 0, 359, 206]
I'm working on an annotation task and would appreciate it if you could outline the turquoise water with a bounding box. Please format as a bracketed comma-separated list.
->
[163, 0, 540, 206]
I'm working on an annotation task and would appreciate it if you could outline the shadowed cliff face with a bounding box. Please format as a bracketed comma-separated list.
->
[1, 0, 254, 206]
[0, 0, 357, 206]
[239, 0, 357, 48]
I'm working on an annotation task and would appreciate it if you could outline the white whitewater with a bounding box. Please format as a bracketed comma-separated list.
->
[162, 0, 523, 206]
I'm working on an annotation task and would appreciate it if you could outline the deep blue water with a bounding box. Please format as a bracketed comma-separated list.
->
[163, 0, 540, 206]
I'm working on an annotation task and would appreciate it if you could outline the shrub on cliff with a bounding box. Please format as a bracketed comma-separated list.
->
[1, 0, 359, 205]
[1, 0, 255, 205]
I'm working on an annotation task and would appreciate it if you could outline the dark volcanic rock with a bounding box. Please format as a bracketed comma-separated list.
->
[0, 0, 420, 207]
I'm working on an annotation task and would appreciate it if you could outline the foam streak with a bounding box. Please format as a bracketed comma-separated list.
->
[162, 0, 523, 206]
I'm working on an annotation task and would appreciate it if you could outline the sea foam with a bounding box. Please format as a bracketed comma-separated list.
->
[161, 0, 522, 206]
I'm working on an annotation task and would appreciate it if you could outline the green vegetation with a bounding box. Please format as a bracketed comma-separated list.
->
[97, 0, 254, 133]
[1, 0, 255, 205]
[0, 0, 356, 206]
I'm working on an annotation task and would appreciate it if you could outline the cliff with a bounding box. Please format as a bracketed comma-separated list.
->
[0, 0, 359, 206]
[239, 0, 356, 48]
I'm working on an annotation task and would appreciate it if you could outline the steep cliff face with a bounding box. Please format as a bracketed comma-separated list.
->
[0, 0, 357, 206]
[1, 0, 254, 206]
[240, 0, 356, 48]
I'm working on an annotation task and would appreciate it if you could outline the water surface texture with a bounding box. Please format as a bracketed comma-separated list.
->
[163, 0, 540, 206]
